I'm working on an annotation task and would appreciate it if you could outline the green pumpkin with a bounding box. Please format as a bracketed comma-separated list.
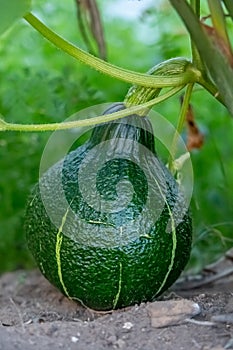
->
[25, 103, 192, 311]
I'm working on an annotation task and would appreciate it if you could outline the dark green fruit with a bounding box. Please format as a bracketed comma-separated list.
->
[25, 103, 192, 311]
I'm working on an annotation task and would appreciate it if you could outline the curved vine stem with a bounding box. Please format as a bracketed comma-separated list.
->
[0, 86, 184, 132]
[24, 12, 198, 88]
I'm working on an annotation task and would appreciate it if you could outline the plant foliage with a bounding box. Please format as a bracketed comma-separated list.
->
[0, 0, 233, 273]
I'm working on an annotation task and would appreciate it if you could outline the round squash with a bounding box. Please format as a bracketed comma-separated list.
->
[25, 103, 192, 310]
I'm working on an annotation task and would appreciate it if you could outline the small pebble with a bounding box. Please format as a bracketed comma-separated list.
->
[107, 335, 117, 344]
[122, 322, 133, 330]
[115, 339, 126, 348]
[71, 336, 79, 343]
[211, 314, 233, 324]
[147, 299, 201, 328]
[224, 338, 233, 350]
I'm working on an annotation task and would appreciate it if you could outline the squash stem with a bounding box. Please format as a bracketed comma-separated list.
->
[190, 0, 206, 74]
[124, 58, 196, 113]
[0, 86, 184, 132]
[24, 13, 198, 88]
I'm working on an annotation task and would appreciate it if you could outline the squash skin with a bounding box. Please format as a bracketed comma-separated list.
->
[25, 103, 192, 310]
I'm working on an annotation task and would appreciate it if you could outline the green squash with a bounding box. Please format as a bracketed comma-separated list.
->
[25, 103, 192, 311]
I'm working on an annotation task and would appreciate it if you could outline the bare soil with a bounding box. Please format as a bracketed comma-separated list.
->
[0, 252, 233, 350]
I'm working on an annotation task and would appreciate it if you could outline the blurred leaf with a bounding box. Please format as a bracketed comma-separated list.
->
[207, 0, 233, 67]
[0, 0, 31, 36]
[75, 0, 107, 60]
[222, 0, 233, 21]
[202, 23, 233, 67]
[0, 64, 103, 272]
[208, 0, 230, 44]
[169, 0, 233, 117]
[0, 0, 232, 274]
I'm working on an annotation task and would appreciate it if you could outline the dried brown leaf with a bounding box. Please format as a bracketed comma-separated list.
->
[75, 0, 107, 60]
[185, 103, 204, 151]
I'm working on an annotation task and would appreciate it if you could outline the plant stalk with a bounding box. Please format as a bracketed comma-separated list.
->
[0, 86, 184, 132]
[190, 0, 206, 74]
[168, 83, 194, 171]
[24, 12, 197, 88]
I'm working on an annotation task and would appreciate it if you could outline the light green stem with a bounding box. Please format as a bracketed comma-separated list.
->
[123, 58, 192, 116]
[208, 0, 231, 46]
[124, 57, 192, 106]
[24, 12, 197, 88]
[0, 86, 184, 132]
[168, 83, 194, 170]
[176, 83, 194, 135]
[190, 0, 206, 74]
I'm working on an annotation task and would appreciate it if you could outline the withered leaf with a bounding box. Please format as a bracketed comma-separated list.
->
[75, 0, 107, 60]
[185, 103, 204, 151]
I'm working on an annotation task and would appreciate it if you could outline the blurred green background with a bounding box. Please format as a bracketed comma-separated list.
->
[0, 0, 232, 274]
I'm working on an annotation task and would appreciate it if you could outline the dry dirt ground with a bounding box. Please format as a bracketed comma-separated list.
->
[0, 251, 233, 350]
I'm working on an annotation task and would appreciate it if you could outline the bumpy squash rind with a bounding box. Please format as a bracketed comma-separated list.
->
[25, 103, 192, 310]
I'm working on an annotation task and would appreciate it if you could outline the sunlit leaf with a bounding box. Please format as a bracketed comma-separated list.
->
[0, 0, 31, 36]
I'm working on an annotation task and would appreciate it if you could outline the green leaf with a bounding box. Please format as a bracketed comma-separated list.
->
[208, 0, 231, 46]
[0, 0, 31, 36]
[169, 0, 233, 117]
[222, 0, 233, 21]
